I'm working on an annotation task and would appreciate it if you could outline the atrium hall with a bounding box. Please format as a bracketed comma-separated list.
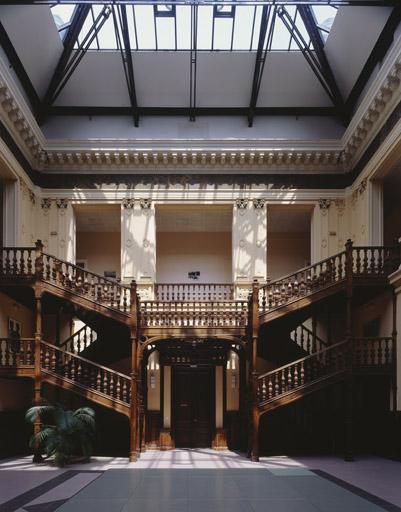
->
[1, 1, 401, 510]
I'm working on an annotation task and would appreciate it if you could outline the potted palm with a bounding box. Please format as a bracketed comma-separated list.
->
[25, 403, 95, 467]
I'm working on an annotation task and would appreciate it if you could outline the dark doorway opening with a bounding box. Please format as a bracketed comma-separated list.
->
[172, 366, 214, 448]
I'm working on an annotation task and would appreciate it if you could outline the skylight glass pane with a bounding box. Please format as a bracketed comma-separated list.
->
[213, 18, 233, 50]
[232, 6, 254, 50]
[156, 17, 175, 50]
[251, 6, 263, 50]
[134, 5, 156, 49]
[92, 6, 117, 49]
[197, 6, 213, 50]
[176, 6, 191, 49]
[271, 17, 291, 50]
[128, 6, 138, 50]
[51, 5, 76, 31]
[312, 6, 337, 42]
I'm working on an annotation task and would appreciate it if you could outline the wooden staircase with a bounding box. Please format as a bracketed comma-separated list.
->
[0, 337, 130, 416]
[0, 239, 399, 461]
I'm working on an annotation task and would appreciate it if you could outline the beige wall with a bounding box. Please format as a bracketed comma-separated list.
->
[267, 233, 310, 280]
[0, 291, 33, 338]
[156, 232, 231, 283]
[76, 232, 121, 277]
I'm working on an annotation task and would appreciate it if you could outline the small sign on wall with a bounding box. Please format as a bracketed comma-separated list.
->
[188, 271, 200, 280]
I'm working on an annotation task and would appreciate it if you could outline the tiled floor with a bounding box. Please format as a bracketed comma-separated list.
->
[1, 451, 401, 512]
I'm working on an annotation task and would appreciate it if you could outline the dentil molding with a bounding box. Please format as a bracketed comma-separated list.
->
[0, 34, 400, 175]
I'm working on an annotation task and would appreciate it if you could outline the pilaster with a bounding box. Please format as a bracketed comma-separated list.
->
[232, 198, 266, 298]
[121, 198, 156, 297]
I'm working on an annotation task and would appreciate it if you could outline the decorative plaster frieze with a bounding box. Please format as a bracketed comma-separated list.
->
[0, 34, 400, 177]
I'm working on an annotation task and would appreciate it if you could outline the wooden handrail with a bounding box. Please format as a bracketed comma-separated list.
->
[60, 324, 97, 354]
[40, 340, 130, 379]
[290, 323, 327, 353]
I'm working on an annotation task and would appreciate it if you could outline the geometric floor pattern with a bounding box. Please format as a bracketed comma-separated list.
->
[1, 451, 401, 512]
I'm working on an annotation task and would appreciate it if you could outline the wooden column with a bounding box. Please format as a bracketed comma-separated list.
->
[250, 279, 260, 462]
[129, 279, 139, 462]
[344, 239, 354, 462]
[392, 290, 398, 413]
[33, 241, 44, 462]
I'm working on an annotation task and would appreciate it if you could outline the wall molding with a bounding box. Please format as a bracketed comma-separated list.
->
[0, 31, 400, 176]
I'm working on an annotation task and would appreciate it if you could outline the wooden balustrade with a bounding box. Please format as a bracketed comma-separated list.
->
[0, 338, 34, 367]
[40, 341, 131, 404]
[0, 248, 35, 278]
[259, 252, 347, 314]
[140, 301, 248, 328]
[60, 325, 97, 355]
[290, 324, 327, 354]
[155, 283, 234, 301]
[353, 337, 394, 367]
[41, 253, 132, 314]
[352, 246, 399, 277]
[257, 340, 348, 405]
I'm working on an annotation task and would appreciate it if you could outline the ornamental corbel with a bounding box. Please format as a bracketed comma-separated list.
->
[253, 198, 265, 210]
[318, 199, 331, 211]
[140, 198, 152, 209]
[56, 198, 68, 209]
[358, 178, 367, 195]
[122, 198, 135, 209]
[41, 198, 52, 211]
[235, 198, 248, 210]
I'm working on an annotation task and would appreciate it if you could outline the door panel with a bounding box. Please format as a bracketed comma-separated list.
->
[172, 367, 214, 448]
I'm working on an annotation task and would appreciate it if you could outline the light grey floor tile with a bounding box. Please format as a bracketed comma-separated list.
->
[56, 497, 127, 512]
[249, 499, 322, 512]
[122, 498, 188, 512]
[189, 500, 254, 512]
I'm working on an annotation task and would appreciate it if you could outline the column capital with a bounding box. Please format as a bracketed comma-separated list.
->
[235, 198, 249, 210]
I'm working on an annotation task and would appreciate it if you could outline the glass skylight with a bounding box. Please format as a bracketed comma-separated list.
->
[51, 3, 338, 52]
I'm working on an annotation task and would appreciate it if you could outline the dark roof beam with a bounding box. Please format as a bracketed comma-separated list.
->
[248, 5, 275, 127]
[277, 7, 342, 118]
[189, 4, 198, 122]
[42, 5, 91, 112]
[297, 5, 345, 117]
[112, 6, 140, 127]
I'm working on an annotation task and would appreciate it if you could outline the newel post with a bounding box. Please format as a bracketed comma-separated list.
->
[32, 241, 44, 462]
[250, 278, 260, 462]
[344, 239, 354, 461]
[129, 279, 139, 462]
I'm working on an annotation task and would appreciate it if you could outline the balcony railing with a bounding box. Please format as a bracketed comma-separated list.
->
[155, 283, 234, 301]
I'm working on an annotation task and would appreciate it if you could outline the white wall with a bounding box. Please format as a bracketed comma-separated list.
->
[156, 232, 231, 283]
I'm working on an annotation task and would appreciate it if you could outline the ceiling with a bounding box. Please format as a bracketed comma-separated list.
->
[0, 2, 398, 130]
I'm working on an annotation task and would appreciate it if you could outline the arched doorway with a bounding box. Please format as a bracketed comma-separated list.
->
[140, 337, 246, 451]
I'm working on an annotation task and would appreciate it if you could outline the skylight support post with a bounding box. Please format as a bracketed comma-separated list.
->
[41, 5, 91, 119]
[247, 6, 275, 127]
[297, 6, 345, 118]
[113, 5, 140, 127]
[277, 7, 344, 118]
[189, 4, 198, 122]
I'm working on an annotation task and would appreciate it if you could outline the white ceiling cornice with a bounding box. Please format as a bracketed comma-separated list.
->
[0, 32, 400, 175]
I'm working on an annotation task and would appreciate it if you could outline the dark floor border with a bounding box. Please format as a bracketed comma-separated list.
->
[313, 469, 401, 512]
[0, 469, 103, 512]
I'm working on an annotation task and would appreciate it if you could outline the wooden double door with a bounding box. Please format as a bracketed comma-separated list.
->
[172, 366, 214, 448]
